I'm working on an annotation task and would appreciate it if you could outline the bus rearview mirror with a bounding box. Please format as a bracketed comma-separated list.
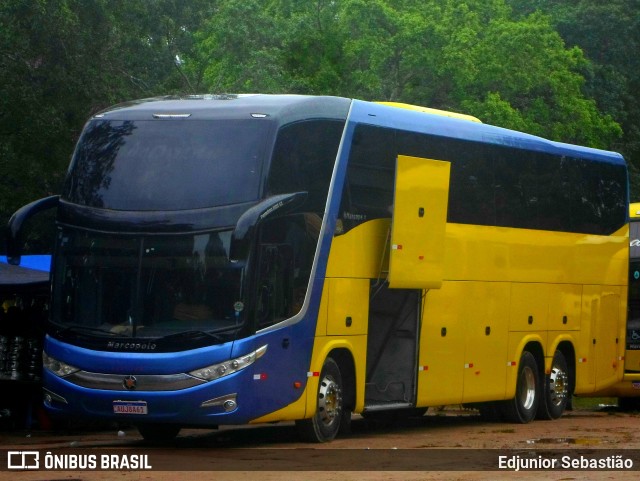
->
[6, 195, 60, 265]
[230, 192, 308, 262]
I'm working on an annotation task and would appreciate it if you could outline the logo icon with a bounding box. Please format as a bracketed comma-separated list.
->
[123, 375, 138, 390]
[7, 451, 39, 469]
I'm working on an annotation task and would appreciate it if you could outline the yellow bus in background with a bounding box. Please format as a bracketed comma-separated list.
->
[591, 202, 640, 408]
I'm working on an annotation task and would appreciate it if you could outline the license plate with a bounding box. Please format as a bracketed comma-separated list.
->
[113, 400, 148, 415]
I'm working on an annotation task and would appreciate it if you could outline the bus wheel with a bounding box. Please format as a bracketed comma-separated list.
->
[501, 351, 539, 423]
[137, 424, 181, 443]
[537, 350, 569, 420]
[296, 357, 345, 442]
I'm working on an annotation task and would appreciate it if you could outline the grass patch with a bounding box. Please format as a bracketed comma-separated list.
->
[572, 397, 616, 410]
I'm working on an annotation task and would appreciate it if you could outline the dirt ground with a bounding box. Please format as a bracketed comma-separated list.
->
[1, 402, 639, 481]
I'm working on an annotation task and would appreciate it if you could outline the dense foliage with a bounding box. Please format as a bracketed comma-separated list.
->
[1, 0, 637, 252]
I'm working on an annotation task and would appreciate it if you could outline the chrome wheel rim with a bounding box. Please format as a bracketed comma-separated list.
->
[518, 366, 537, 410]
[548, 365, 569, 407]
[318, 374, 342, 427]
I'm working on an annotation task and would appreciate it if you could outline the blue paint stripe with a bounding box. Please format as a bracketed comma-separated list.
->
[348, 100, 624, 165]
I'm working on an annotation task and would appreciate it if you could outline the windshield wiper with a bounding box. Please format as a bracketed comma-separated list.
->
[158, 326, 240, 343]
[57, 324, 122, 337]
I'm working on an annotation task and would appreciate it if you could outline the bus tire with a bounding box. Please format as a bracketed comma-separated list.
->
[137, 424, 181, 443]
[500, 351, 539, 423]
[296, 357, 345, 442]
[537, 350, 569, 420]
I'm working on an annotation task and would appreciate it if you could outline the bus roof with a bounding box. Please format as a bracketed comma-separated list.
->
[376, 101, 482, 123]
[94, 94, 352, 126]
[95, 94, 624, 167]
[350, 99, 625, 166]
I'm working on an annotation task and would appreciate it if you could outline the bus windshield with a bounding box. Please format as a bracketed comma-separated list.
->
[51, 228, 245, 345]
[63, 119, 269, 210]
[629, 260, 640, 352]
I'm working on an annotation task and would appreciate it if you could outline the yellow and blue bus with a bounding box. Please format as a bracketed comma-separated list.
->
[591, 202, 640, 408]
[7, 95, 629, 442]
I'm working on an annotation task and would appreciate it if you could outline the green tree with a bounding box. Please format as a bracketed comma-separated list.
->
[195, 0, 287, 92]
[275, 0, 346, 94]
[463, 10, 621, 148]
[193, 0, 347, 94]
[0, 0, 213, 250]
[2, 0, 631, 252]
[328, 0, 621, 147]
[336, 0, 435, 101]
[507, 0, 640, 196]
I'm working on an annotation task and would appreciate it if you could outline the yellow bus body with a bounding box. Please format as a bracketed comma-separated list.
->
[253, 100, 628, 423]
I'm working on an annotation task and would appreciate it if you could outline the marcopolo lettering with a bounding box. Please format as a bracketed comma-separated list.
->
[107, 342, 157, 351]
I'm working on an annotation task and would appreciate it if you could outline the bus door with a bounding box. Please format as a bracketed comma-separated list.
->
[365, 285, 421, 410]
[364, 155, 450, 411]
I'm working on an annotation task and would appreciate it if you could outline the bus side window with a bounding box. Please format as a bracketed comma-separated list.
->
[338, 125, 395, 234]
[255, 214, 319, 328]
[255, 242, 293, 328]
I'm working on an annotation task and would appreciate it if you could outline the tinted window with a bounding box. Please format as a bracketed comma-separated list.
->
[63, 119, 269, 210]
[338, 124, 627, 236]
[569, 159, 627, 235]
[254, 214, 321, 328]
[339, 125, 396, 229]
[399, 131, 495, 226]
[536, 154, 572, 231]
[628, 259, 640, 351]
[631, 221, 640, 259]
[494, 150, 539, 229]
[267, 120, 345, 214]
[51, 228, 246, 349]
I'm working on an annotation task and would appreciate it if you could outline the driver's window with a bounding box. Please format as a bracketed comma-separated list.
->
[255, 213, 320, 328]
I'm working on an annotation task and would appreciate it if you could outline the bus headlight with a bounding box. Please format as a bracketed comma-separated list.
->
[43, 351, 80, 377]
[189, 344, 267, 382]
